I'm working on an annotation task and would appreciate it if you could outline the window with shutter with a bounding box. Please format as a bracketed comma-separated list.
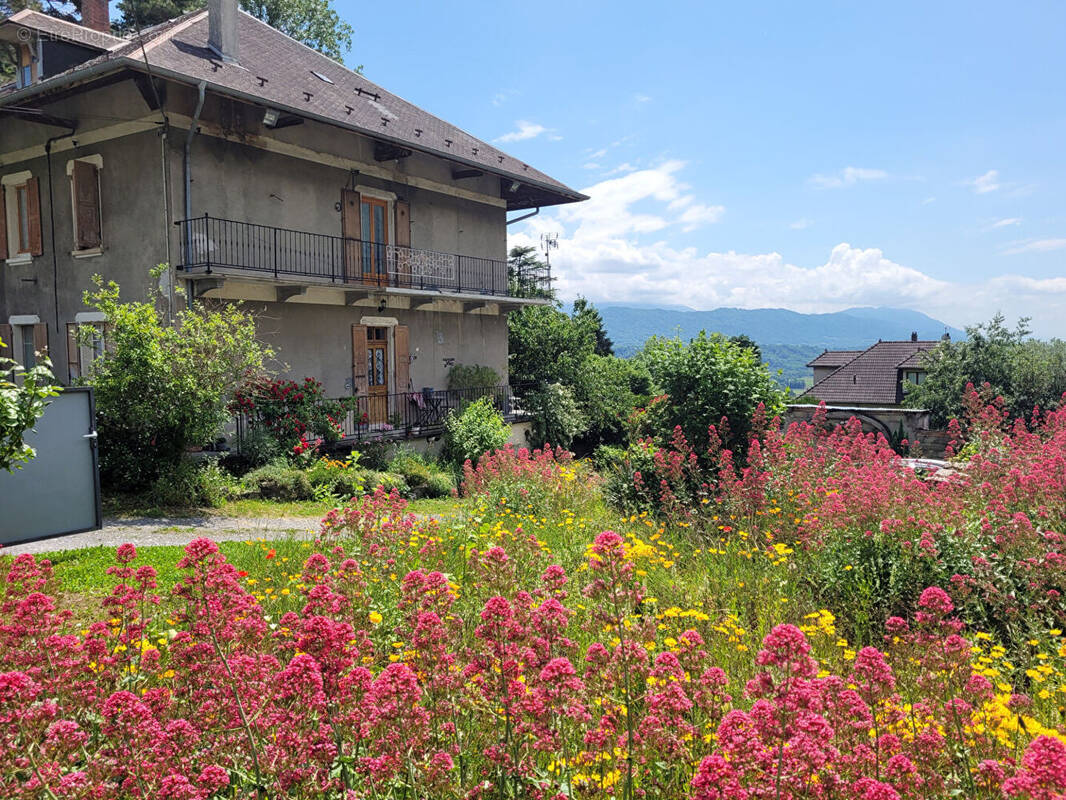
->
[25, 177, 42, 257]
[1, 171, 36, 261]
[72, 160, 102, 250]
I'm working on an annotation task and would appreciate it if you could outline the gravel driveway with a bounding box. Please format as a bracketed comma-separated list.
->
[3, 515, 325, 555]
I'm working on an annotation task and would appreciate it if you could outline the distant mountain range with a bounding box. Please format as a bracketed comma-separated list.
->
[598, 305, 966, 390]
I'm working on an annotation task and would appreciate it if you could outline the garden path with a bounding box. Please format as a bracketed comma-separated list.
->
[4, 516, 323, 555]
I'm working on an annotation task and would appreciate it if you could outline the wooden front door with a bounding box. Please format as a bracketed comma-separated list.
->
[361, 197, 389, 287]
[366, 326, 389, 423]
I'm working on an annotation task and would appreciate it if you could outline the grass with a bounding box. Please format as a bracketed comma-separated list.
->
[102, 494, 462, 520]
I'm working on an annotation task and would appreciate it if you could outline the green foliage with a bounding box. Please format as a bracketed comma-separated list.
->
[523, 382, 587, 450]
[572, 297, 613, 356]
[508, 303, 595, 387]
[447, 363, 501, 391]
[729, 333, 762, 362]
[907, 315, 1066, 426]
[147, 459, 240, 508]
[242, 461, 314, 501]
[443, 396, 509, 467]
[86, 272, 269, 491]
[507, 245, 553, 300]
[572, 354, 652, 447]
[636, 330, 785, 455]
[386, 449, 453, 497]
[114, 0, 355, 61]
[235, 427, 283, 471]
[0, 338, 60, 472]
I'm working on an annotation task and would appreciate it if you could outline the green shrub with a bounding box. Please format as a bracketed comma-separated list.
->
[365, 470, 409, 496]
[85, 270, 269, 491]
[443, 396, 509, 467]
[572, 354, 651, 448]
[243, 462, 314, 501]
[635, 331, 784, 458]
[147, 459, 239, 508]
[524, 382, 587, 450]
[423, 471, 455, 498]
[447, 363, 500, 390]
[238, 427, 283, 470]
[305, 454, 366, 499]
[230, 376, 355, 454]
[388, 449, 455, 497]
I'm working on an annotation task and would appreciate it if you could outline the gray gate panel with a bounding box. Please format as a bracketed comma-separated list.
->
[0, 388, 101, 544]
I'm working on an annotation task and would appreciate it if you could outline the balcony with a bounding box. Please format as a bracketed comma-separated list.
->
[175, 215, 551, 300]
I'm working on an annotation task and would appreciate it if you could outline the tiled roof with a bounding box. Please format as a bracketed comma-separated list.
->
[806, 350, 863, 368]
[0, 10, 585, 209]
[896, 351, 931, 369]
[2, 9, 127, 50]
[802, 340, 939, 405]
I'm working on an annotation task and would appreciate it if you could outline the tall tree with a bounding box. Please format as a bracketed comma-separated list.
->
[573, 296, 614, 356]
[729, 333, 762, 362]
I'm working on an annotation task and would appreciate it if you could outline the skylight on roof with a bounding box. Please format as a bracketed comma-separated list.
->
[310, 70, 333, 84]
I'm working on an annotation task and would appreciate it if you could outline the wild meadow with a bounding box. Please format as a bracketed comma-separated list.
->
[5, 389, 1066, 798]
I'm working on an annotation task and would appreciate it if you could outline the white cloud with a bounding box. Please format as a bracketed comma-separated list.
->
[601, 162, 639, 176]
[810, 167, 889, 189]
[989, 217, 1022, 230]
[634, 93, 652, 103]
[969, 169, 1000, 194]
[789, 218, 813, 230]
[1002, 238, 1066, 255]
[508, 162, 1066, 337]
[922, 196, 936, 205]
[494, 120, 556, 143]
[492, 89, 518, 107]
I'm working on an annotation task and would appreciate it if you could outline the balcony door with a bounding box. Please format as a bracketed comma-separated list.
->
[361, 197, 389, 287]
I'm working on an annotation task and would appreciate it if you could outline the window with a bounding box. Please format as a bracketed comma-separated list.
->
[902, 370, 926, 387]
[69, 157, 103, 252]
[66, 322, 106, 382]
[1, 172, 41, 261]
[19, 325, 36, 370]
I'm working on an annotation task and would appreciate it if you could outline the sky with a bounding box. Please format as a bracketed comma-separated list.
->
[338, 0, 1066, 336]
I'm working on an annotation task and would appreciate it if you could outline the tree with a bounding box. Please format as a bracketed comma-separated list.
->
[1, 0, 40, 83]
[636, 331, 784, 456]
[112, 0, 354, 61]
[907, 314, 1066, 427]
[573, 297, 614, 356]
[729, 333, 762, 362]
[507, 245, 553, 300]
[0, 337, 60, 471]
[508, 303, 595, 388]
[85, 270, 271, 490]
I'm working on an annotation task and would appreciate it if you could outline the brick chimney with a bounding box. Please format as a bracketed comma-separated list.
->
[208, 0, 239, 63]
[81, 0, 110, 33]
[910, 331, 918, 342]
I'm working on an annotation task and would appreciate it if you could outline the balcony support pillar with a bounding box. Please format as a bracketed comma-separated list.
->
[345, 290, 371, 306]
[191, 277, 225, 298]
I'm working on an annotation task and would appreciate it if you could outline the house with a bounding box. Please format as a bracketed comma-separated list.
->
[801, 333, 941, 407]
[786, 333, 951, 453]
[0, 0, 585, 441]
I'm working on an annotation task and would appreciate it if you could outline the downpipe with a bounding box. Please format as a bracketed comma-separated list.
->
[182, 80, 207, 299]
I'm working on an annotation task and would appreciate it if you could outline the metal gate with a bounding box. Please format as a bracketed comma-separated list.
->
[0, 387, 101, 544]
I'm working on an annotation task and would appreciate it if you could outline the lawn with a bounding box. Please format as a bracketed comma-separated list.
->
[101, 493, 461, 520]
[5, 410, 1066, 798]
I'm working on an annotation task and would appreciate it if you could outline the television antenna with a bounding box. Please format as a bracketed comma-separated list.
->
[540, 232, 559, 267]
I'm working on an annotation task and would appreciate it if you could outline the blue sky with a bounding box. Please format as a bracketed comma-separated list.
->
[340, 0, 1066, 334]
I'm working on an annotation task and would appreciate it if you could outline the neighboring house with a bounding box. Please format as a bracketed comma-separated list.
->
[788, 333, 952, 454]
[0, 0, 585, 441]
[801, 333, 940, 407]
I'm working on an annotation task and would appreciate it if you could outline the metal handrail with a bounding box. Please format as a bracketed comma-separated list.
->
[175, 214, 551, 299]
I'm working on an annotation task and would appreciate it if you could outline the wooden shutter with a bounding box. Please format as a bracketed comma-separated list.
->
[0, 187, 7, 258]
[341, 188, 361, 281]
[73, 161, 101, 249]
[66, 323, 81, 382]
[32, 323, 48, 359]
[0, 324, 11, 360]
[394, 324, 410, 393]
[394, 200, 411, 285]
[351, 323, 368, 399]
[26, 177, 42, 256]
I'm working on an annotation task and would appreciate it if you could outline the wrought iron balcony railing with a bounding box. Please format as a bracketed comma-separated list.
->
[175, 214, 551, 299]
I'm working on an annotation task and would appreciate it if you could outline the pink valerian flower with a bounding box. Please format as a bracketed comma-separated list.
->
[1003, 736, 1066, 799]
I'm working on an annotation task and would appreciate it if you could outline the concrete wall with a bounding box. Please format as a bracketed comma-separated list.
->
[1, 74, 512, 389]
[247, 300, 508, 397]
